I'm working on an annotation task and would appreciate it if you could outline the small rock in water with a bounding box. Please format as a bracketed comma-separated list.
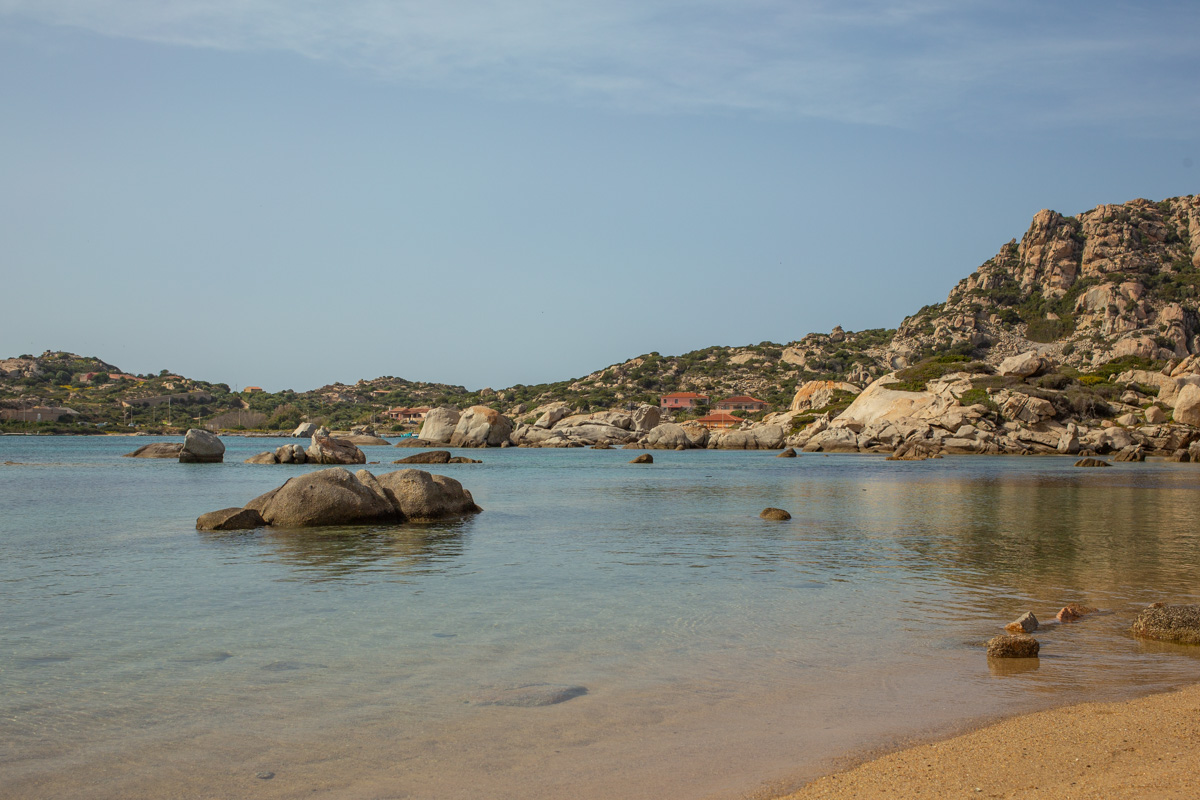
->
[1074, 458, 1111, 468]
[1056, 603, 1098, 622]
[1004, 612, 1039, 634]
[760, 507, 791, 521]
[986, 634, 1040, 658]
[256, 771, 275, 780]
[468, 684, 588, 707]
[629, 454, 653, 464]
[777, 448, 798, 458]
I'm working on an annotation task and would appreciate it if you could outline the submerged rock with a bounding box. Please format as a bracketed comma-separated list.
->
[1131, 603, 1200, 645]
[245, 452, 278, 464]
[760, 507, 792, 521]
[986, 634, 1040, 658]
[1074, 457, 1112, 467]
[777, 447, 798, 458]
[629, 453, 653, 464]
[467, 684, 588, 707]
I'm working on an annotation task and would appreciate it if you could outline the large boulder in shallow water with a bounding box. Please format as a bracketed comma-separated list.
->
[306, 433, 366, 465]
[124, 442, 184, 458]
[180, 429, 224, 463]
[245, 467, 397, 527]
[419, 407, 461, 443]
[341, 434, 391, 447]
[371, 469, 481, 522]
[986, 634, 1040, 658]
[450, 406, 514, 447]
[291, 422, 318, 438]
[1131, 603, 1200, 645]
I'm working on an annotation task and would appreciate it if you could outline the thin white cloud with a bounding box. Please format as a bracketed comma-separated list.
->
[1, 0, 1197, 131]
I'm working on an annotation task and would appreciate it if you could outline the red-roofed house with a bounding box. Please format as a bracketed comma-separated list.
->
[716, 395, 768, 413]
[695, 412, 744, 430]
[659, 392, 709, 410]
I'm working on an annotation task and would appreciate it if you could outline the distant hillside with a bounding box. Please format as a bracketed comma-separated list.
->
[3, 194, 1197, 432]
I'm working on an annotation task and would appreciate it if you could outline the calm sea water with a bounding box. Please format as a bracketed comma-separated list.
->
[2, 436, 1200, 799]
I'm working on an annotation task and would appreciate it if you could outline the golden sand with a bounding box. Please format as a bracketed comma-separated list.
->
[776, 683, 1200, 799]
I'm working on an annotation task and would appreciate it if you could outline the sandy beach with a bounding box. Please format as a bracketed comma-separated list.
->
[775, 683, 1200, 799]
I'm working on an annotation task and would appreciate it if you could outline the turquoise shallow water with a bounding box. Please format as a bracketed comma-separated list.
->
[2, 436, 1200, 799]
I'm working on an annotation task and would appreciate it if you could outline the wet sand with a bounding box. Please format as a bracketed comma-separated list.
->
[775, 682, 1200, 799]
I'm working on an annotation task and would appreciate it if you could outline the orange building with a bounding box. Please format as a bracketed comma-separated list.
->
[695, 411, 744, 430]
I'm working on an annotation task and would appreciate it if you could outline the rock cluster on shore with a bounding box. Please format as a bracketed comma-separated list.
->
[196, 466, 481, 530]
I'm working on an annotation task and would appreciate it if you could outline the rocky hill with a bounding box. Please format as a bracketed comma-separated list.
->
[4, 194, 1199, 443]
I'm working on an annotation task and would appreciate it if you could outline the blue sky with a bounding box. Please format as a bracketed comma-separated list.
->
[1, 1, 1197, 391]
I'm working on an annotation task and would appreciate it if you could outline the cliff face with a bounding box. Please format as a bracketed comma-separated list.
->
[891, 195, 1200, 371]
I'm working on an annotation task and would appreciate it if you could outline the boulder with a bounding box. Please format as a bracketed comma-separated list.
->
[245, 468, 398, 527]
[245, 452, 278, 464]
[291, 422, 318, 438]
[1057, 423, 1080, 455]
[1145, 405, 1168, 425]
[835, 375, 958, 428]
[801, 427, 860, 453]
[986, 634, 1040, 658]
[1175, 384, 1200, 427]
[711, 425, 786, 450]
[447, 456, 482, 463]
[760, 507, 791, 521]
[276, 443, 307, 464]
[643, 423, 693, 450]
[1130, 603, 1200, 645]
[887, 439, 942, 461]
[450, 406, 514, 448]
[124, 442, 184, 458]
[394, 450, 452, 464]
[196, 507, 266, 531]
[998, 351, 1050, 378]
[1074, 458, 1111, 467]
[1001, 394, 1056, 424]
[679, 421, 710, 448]
[1166, 449, 1191, 463]
[1113, 445, 1146, 462]
[418, 407, 461, 443]
[306, 433, 366, 465]
[1056, 603, 1097, 622]
[534, 404, 571, 429]
[371, 469, 482, 522]
[629, 454, 653, 464]
[789, 380, 860, 412]
[777, 447, 798, 458]
[180, 429, 224, 463]
[593, 443, 612, 450]
[1005, 612, 1039, 634]
[631, 405, 662, 432]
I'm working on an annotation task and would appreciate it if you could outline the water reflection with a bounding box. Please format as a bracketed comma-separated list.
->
[201, 519, 472, 583]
